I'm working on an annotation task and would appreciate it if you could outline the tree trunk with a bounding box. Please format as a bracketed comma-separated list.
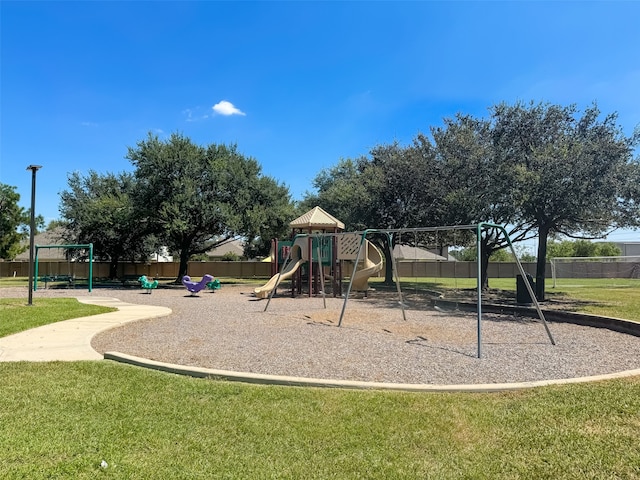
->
[175, 249, 190, 284]
[535, 224, 549, 301]
[480, 247, 491, 290]
[109, 256, 119, 280]
[381, 235, 395, 285]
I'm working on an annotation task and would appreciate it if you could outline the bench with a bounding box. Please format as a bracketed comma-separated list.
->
[39, 275, 75, 289]
[121, 275, 142, 287]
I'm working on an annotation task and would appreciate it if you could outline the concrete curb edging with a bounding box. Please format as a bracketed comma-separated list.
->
[104, 351, 640, 393]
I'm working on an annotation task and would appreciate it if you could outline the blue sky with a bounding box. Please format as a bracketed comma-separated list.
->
[1, 1, 639, 245]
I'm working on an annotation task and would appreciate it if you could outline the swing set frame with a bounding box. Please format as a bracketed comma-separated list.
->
[33, 243, 94, 292]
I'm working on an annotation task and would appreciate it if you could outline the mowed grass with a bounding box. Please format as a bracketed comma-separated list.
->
[0, 362, 638, 479]
[0, 277, 640, 477]
[371, 277, 640, 322]
[550, 279, 640, 321]
[0, 298, 115, 338]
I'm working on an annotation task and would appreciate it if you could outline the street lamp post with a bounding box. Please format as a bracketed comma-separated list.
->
[26, 165, 42, 306]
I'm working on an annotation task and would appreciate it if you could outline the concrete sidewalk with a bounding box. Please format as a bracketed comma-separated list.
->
[0, 297, 171, 362]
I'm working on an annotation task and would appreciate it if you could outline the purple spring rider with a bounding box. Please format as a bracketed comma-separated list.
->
[181, 274, 214, 295]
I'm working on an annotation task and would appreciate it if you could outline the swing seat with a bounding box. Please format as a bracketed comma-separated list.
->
[40, 275, 75, 288]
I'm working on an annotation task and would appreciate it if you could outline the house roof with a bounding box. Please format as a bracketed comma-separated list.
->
[14, 228, 68, 261]
[393, 244, 449, 261]
[289, 206, 345, 230]
[206, 238, 245, 258]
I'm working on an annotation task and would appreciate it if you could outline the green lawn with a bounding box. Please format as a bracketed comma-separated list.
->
[1, 275, 640, 478]
[0, 298, 115, 338]
[370, 277, 640, 322]
[0, 362, 638, 479]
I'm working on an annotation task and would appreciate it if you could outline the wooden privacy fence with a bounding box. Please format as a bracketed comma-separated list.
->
[2, 260, 546, 279]
[7, 259, 640, 280]
[0, 261, 271, 279]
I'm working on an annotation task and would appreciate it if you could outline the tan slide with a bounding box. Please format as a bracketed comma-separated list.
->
[350, 240, 384, 291]
[254, 237, 308, 299]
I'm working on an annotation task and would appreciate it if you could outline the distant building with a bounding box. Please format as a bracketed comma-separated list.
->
[616, 242, 640, 256]
[14, 228, 67, 261]
[15, 228, 174, 262]
[206, 238, 246, 260]
[151, 246, 173, 262]
[393, 244, 453, 261]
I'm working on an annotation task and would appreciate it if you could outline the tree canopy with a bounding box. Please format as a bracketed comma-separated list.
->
[546, 240, 621, 259]
[491, 101, 640, 298]
[0, 183, 29, 260]
[127, 133, 294, 282]
[303, 101, 640, 294]
[59, 171, 153, 279]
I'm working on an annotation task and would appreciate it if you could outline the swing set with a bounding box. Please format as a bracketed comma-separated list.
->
[33, 243, 94, 292]
[263, 223, 554, 359]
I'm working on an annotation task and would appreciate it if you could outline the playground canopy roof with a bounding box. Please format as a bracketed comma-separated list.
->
[289, 206, 345, 231]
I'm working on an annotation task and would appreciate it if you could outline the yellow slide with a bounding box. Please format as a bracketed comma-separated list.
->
[350, 240, 384, 291]
[254, 238, 308, 299]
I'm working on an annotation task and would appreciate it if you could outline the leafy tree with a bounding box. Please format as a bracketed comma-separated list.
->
[59, 171, 154, 279]
[545, 240, 575, 259]
[46, 219, 67, 231]
[595, 242, 622, 257]
[240, 174, 296, 259]
[366, 141, 447, 229]
[492, 101, 640, 299]
[518, 251, 537, 262]
[221, 251, 241, 261]
[305, 102, 639, 297]
[303, 141, 449, 283]
[546, 239, 621, 259]
[450, 246, 525, 262]
[128, 133, 293, 283]
[431, 114, 538, 288]
[300, 157, 376, 231]
[0, 183, 29, 260]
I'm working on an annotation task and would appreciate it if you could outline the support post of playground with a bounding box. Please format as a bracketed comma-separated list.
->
[486, 222, 555, 346]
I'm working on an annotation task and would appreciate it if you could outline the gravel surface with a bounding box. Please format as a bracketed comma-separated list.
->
[4, 284, 640, 385]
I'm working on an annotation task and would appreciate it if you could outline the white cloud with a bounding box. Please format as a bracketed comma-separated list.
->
[212, 100, 246, 116]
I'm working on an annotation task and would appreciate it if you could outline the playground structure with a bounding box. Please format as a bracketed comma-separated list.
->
[256, 206, 385, 300]
[254, 232, 385, 299]
[182, 274, 214, 295]
[350, 240, 384, 291]
[337, 233, 384, 293]
[259, 216, 555, 359]
[138, 275, 159, 293]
